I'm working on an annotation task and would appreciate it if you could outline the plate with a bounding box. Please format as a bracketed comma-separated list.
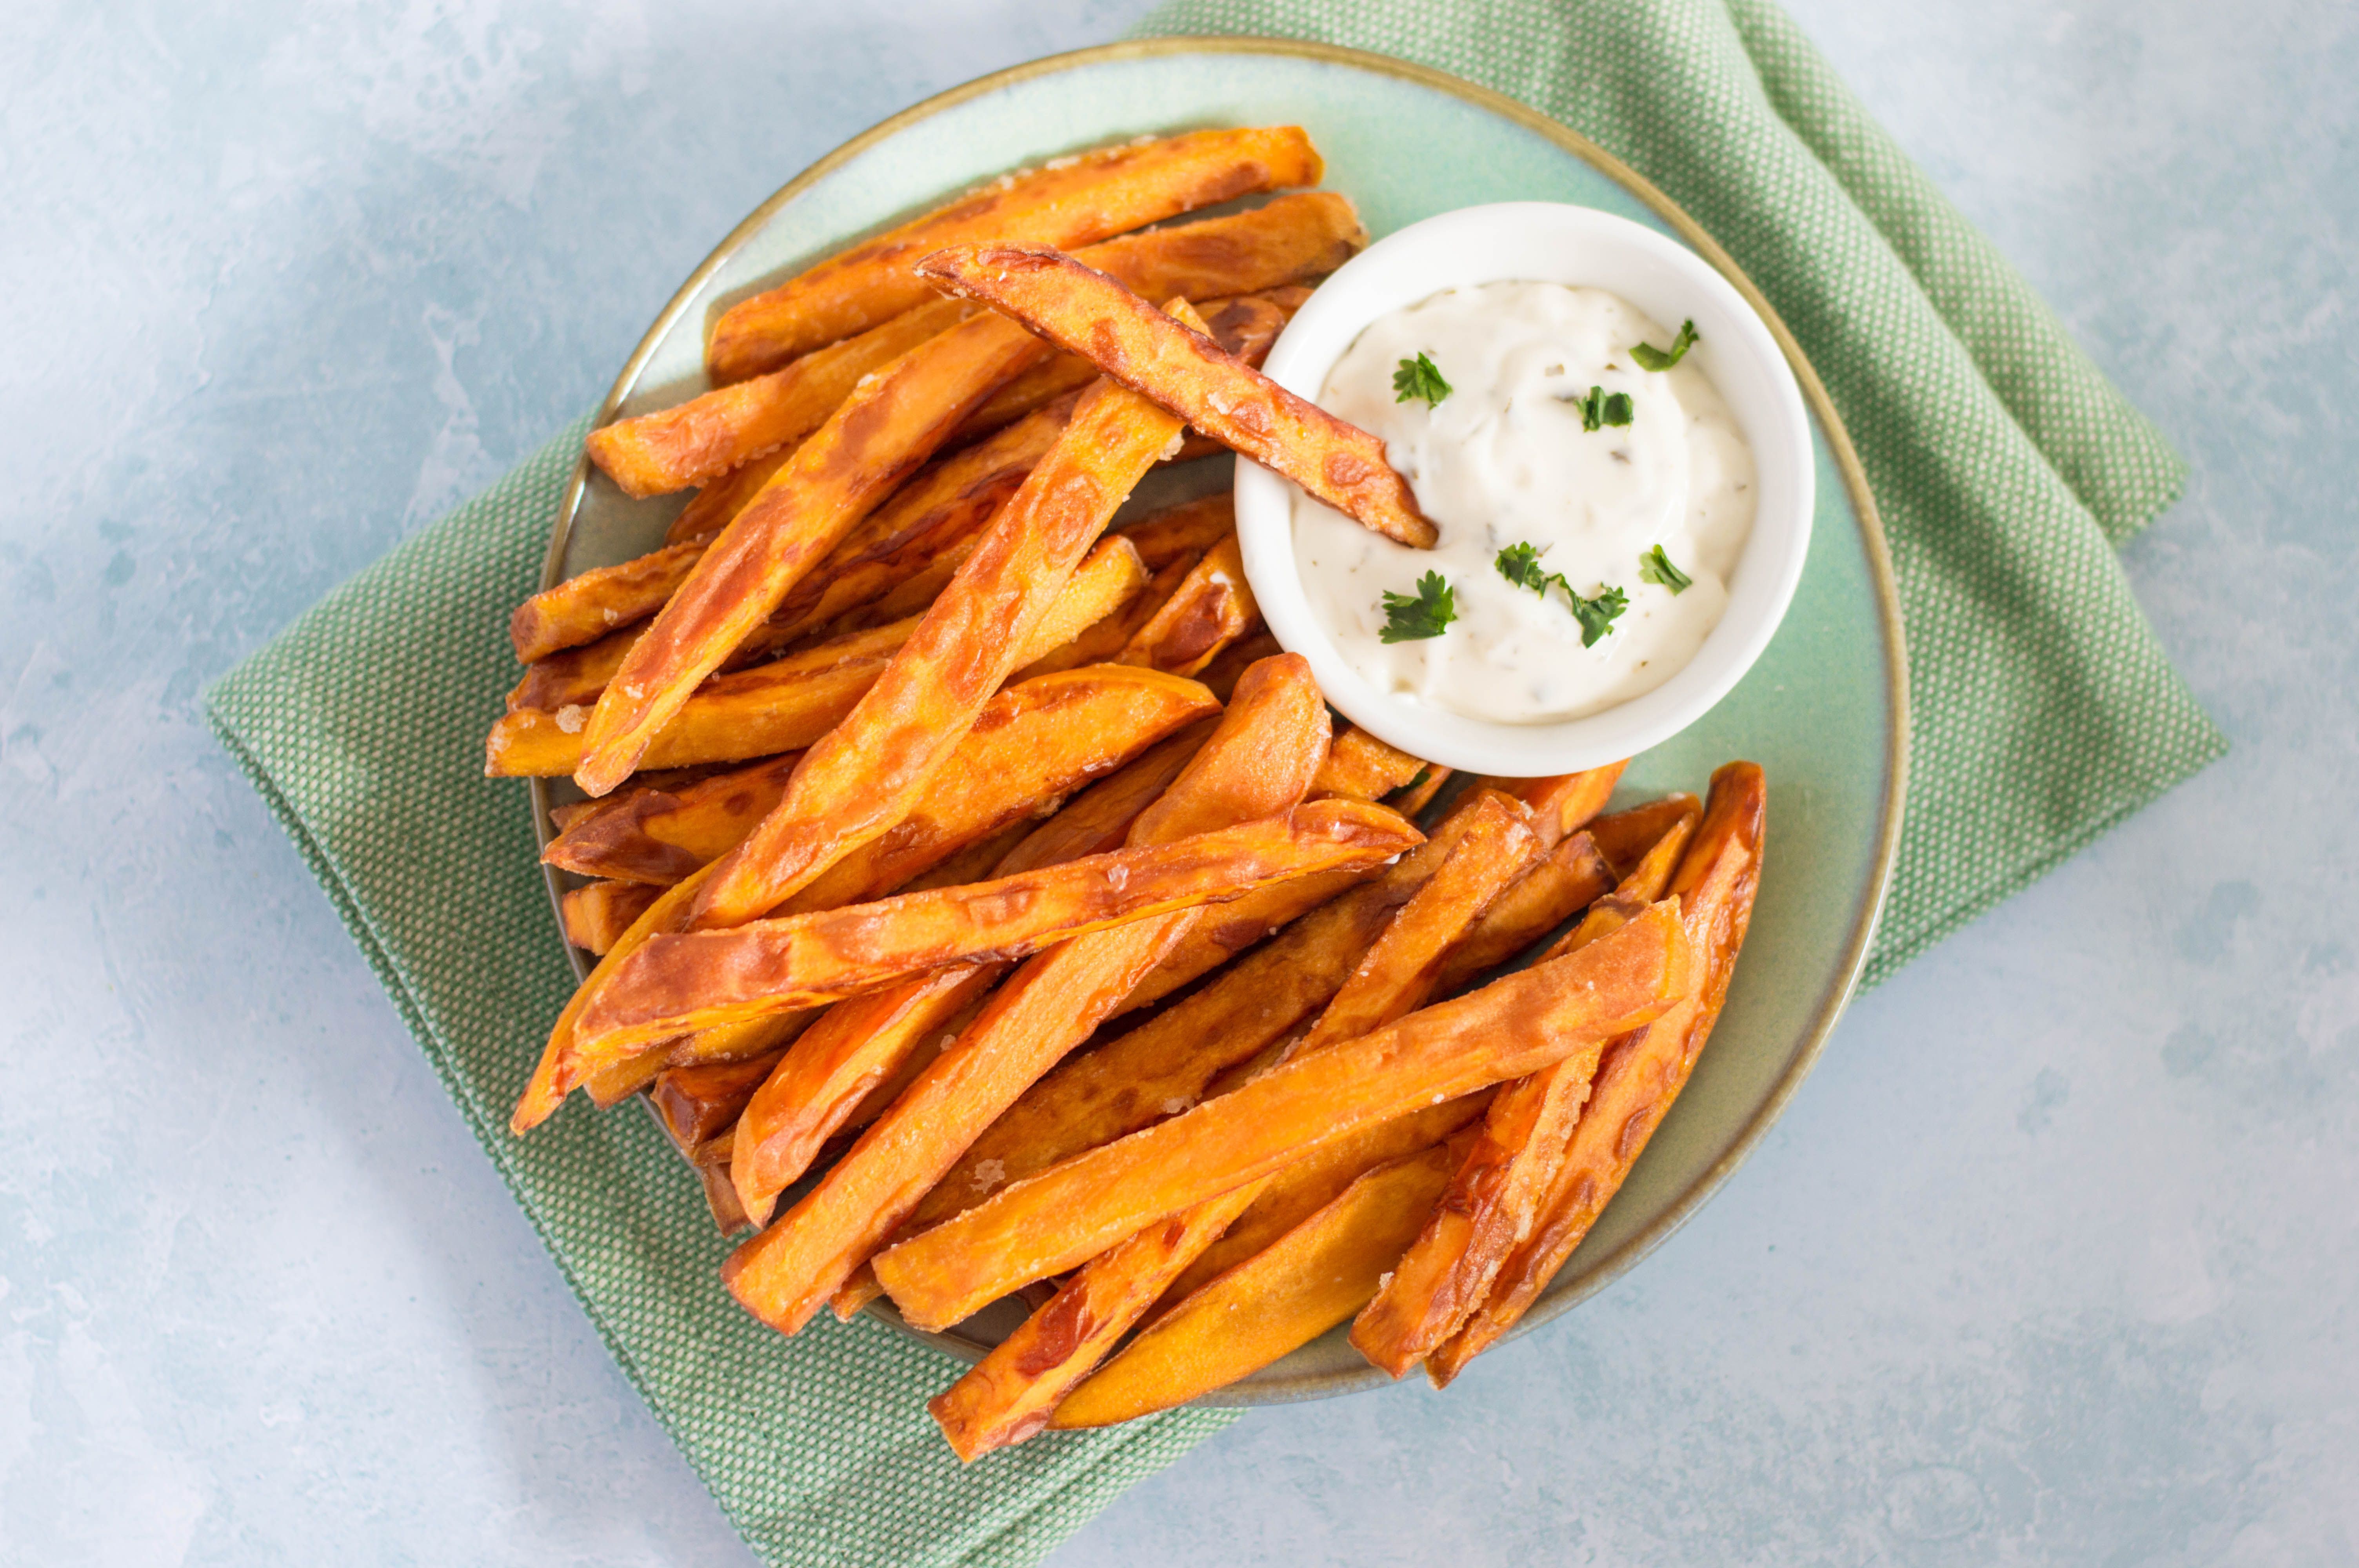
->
[534, 38, 1906, 1406]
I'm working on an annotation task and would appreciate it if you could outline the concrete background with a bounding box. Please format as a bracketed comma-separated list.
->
[3, 1, 2352, 1563]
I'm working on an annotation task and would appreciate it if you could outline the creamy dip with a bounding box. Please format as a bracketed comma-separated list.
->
[1291, 281, 1756, 724]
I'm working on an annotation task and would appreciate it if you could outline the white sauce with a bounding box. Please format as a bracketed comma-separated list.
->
[1291, 281, 1757, 724]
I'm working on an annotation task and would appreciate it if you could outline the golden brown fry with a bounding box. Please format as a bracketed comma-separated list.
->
[1013, 545, 1196, 681]
[990, 719, 1211, 877]
[706, 129, 1326, 381]
[688, 315, 1204, 931]
[1426, 829, 1619, 997]
[874, 901, 1694, 1331]
[579, 796, 1416, 1054]
[509, 624, 640, 713]
[651, 1051, 787, 1151]
[575, 311, 1050, 796]
[1115, 866, 1377, 1016]
[916, 244, 1436, 548]
[1426, 763, 1765, 1387]
[1118, 533, 1258, 677]
[509, 542, 703, 662]
[1115, 493, 1235, 572]
[486, 534, 1147, 779]
[1388, 764, 1452, 818]
[1496, 762, 1630, 848]
[1587, 792, 1704, 878]
[559, 879, 662, 955]
[1051, 1129, 1482, 1427]
[721, 654, 1331, 1334]
[1311, 727, 1428, 804]
[543, 753, 803, 886]
[1190, 629, 1283, 704]
[699, 1160, 756, 1237]
[670, 447, 794, 545]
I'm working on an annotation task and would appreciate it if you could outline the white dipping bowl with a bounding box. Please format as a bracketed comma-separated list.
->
[1234, 201, 1814, 777]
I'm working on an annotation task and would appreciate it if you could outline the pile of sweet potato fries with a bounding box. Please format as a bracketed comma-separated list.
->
[487, 126, 1765, 1459]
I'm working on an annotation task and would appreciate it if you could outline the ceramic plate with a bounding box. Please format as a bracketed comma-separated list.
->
[534, 38, 1906, 1406]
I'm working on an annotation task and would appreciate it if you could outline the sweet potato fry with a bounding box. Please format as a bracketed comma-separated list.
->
[1118, 533, 1258, 677]
[575, 311, 1051, 796]
[1115, 493, 1235, 572]
[509, 624, 641, 713]
[543, 753, 803, 886]
[1113, 866, 1376, 1016]
[1190, 629, 1281, 703]
[559, 879, 662, 955]
[1494, 762, 1630, 848]
[874, 901, 1694, 1331]
[485, 533, 1146, 779]
[670, 447, 794, 545]
[916, 244, 1436, 548]
[1425, 762, 1765, 1387]
[652, 1051, 787, 1151]
[706, 128, 1325, 381]
[720, 654, 1331, 1334]
[1014, 546, 1196, 681]
[1426, 829, 1619, 997]
[509, 543, 704, 662]
[990, 719, 1211, 877]
[580, 795, 1414, 1055]
[1051, 1129, 1483, 1428]
[688, 312, 1206, 931]
[1311, 727, 1429, 804]
[1587, 792, 1704, 878]
[1389, 764, 1452, 818]
[923, 792, 1536, 1450]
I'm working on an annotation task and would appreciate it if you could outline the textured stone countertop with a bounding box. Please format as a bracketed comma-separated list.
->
[3, 2, 2352, 1563]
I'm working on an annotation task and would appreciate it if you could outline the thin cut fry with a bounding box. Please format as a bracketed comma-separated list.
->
[872, 901, 1694, 1331]
[510, 542, 703, 662]
[485, 533, 1146, 779]
[1051, 1129, 1482, 1428]
[1014, 545, 1197, 681]
[915, 244, 1436, 548]
[559, 879, 662, 955]
[1192, 629, 1282, 703]
[580, 1003, 821, 1111]
[1496, 762, 1629, 848]
[721, 654, 1331, 1335]
[706, 127, 1325, 381]
[1587, 792, 1703, 877]
[1311, 727, 1428, 804]
[1426, 762, 1765, 1387]
[687, 310, 1207, 930]
[671, 447, 794, 545]
[582, 796, 1418, 1052]
[989, 720, 1212, 877]
[651, 1051, 786, 1150]
[1389, 764, 1452, 818]
[1426, 829, 1620, 996]
[1115, 493, 1235, 572]
[574, 310, 1050, 796]
[1118, 534, 1258, 677]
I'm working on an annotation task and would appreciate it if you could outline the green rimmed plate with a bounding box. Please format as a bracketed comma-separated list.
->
[536, 37, 1906, 1408]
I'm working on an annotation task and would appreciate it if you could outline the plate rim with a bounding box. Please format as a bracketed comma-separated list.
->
[529, 34, 1910, 1408]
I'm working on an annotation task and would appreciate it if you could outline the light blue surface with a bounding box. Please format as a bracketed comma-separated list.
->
[1, 2, 2350, 1563]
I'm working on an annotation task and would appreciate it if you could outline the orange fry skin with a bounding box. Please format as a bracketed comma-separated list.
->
[990, 720, 1212, 878]
[1426, 762, 1766, 1387]
[1118, 533, 1259, 677]
[1492, 762, 1630, 848]
[720, 653, 1332, 1335]
[689, 319, 1203, 931]
[1427, 829, 1617, 997]
[543, 753, 804, 886]
[916, 243, 1436, 549]
[558, 879, 662, 956]
[579, 796, 1421, 1052]
[873, 900, 1695, 1332]
[706, 127, 1325, 381]
[1587, 792, 1705, 878]
[509, 542, 703, 662]
[1311, 727, 1428, 804]
[1052, 1129, 1483, 1428]
[574, 310, 1050, 797]
[651, 1051, 787, 1151]
[1116, 493, 1235, 572]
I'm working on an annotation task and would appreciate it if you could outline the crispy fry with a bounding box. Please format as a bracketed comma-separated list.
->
[721, 655, 1331, 1335]
[1311, 726, 1428, 804]
[1427, 829, 1621, 997]
[1587, 792, 1703, 877]
[953, 284, 1307, 443]
[580, 795, 1414, 1055]
[1118, 534, 1258, 677]
[580, 1006, 821, 1110]
[925, 791, 1536, 1450]
[1116, 866, 1378, 1015]
[916, 244, 1436, 548]
[1389, 764, 1452, 818]
[509, 624, 640, 713]
[1014, 544, 1196, 681]
[1115, 493, 1235, 572]
[1051, 1129, 1483, 1427]
[688, 313, 1207, 931]
[990, 719, 1211, 877]
[575, 311, 1051, 796]
[543, 753, 803, 885]
[670, 447, 793, 545]
[699, 1160, 756, 1237]
[651, 1051, 787, 1150]
[559, 879, 662, 955]
[873, 901, 1694, 1331]
[509, 542, 704, 662]
[1190, 629, 1281, 704]
[706, 128, 1326, 381]
[1426, 763, 1765, 1387]
[486, 533, 1147, 779]
[1494, 762, 1630, 848]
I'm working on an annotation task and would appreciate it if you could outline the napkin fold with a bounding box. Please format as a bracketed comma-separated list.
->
[207, 6, 2223, 1565]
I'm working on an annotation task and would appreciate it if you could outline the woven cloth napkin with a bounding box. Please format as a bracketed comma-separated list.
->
[205, 5, 2224, 1565]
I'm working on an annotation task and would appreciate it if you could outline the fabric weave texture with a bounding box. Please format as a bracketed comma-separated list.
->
[206, 6, 2223, 1564]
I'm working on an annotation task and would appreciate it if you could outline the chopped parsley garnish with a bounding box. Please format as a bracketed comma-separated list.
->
[1496, 542, 1629, 646]
[1569, 584, 1629, 646]
[1578, 384, 1635, 431]
[1379, 570, 1458, 642]
[1392, 352, 1453, 407]
[1638, 544, 1693, 593]
[1631, 319, 1700, 371]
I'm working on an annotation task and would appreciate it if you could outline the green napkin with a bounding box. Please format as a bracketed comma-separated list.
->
[1142, 0, 2225, 983]
[207, 8, 2224, 1566]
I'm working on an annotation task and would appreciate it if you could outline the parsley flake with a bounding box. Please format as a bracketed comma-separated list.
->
[1379, 571, 1458, 642]
[1495, 541, 1556, 596]
[1639, 545, 1693, 594]
[1578, 385, 1635, 431]
[1630, 319, 1700, 372]
[1392, 352, 1453, 407]
[1569, 585, 1628, 647]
